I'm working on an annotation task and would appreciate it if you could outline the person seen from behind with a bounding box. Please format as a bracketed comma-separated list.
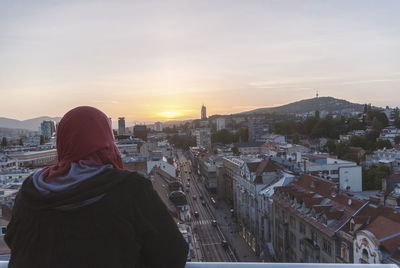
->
[5, 106, 189, 268]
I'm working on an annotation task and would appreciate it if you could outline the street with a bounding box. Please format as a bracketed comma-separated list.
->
[177, 152, 235, 262]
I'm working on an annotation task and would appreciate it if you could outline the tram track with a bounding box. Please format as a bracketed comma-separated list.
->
[177, 152, 236, 262]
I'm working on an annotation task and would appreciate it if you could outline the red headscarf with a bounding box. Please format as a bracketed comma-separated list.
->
[41, 106, 123, 181]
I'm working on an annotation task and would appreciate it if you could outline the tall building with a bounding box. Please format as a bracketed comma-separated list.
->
[118, 117, 125, 135]
[216, 118, 226, 131]
[195, 128, 211, 149]
[201, 104, 207, 120]
[248, 117, 269, 142]
[154, 122, 163, 132]
[40, 120, 56, 139]
[134, 125, 148, 141]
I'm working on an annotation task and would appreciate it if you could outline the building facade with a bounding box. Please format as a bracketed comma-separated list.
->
[118, 117, 126, 135]
[248, 118, 269, 143]
[216, 118, 226, 131]
[195, 128, 211, 149]
[40, 120, 56, 139]
[201, 105, 207, 120]
[272, 174, 366, 263]
[134, 125, 148, 141]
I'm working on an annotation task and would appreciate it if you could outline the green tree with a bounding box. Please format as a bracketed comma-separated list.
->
[363, 165, 390, 190]
[211, 129, 235, 144]
[325, 140, 336, 153]
[372, 117, 384, 132]
[349, 135, 370, 150]
[394, 136, 400, 145]
[234, 127, 248, 142]
[40, 135, 45, 145]
[232, 146, 240, 155]
[375, 139, 393, 150]
[167, 134, 196, 150]
[19, 138, 23, 146]
[335, 142, 350, 159]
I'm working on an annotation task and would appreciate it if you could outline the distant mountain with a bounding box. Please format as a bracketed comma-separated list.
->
[0, 116, 61, 131]
[241, 96, 365, 115]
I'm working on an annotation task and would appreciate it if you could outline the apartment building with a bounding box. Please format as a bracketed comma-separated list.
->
[272, 174, 400, 265]
[230, 157, 282, 254]
[272, 174, 366, 263]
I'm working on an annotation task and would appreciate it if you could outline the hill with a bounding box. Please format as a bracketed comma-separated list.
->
[0, 116, 61, 131]
[241, 96, 365, 115]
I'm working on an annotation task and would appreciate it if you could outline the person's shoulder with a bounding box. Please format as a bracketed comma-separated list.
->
[106, 169, 152, 188]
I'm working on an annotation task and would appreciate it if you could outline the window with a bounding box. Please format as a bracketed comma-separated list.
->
[311, 229, 318, 243]
[300, 240, 305, 252]
[341, 243, 349, 262]
[290, 216, 296, 228]
[322, 238, 332, 256]
[299, 222, 306, 234]
[289, 232, 296, 246]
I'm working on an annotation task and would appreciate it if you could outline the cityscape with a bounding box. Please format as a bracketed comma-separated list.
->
[1, 97, 400, 266]
[1, 0, 400, 267]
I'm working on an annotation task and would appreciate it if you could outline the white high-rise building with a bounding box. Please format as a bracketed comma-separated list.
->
[154, 122, 163, 132]
[216, 118, 226, 131]
[195, 128, 211, 149]
[40, 120, 56, 139]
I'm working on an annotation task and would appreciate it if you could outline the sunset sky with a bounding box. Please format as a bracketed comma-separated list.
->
[1, 0, 399, 122]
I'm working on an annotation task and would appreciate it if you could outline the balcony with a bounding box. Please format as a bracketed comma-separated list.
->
[0, 262, 397, 268]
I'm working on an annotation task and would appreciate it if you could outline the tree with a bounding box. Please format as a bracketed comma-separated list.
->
[315, 110, 320, 119]
[167, 134, 195, 150]
[325, 140, 336, 153]
[19, 138, 23, 146]
[363, 165, 390, 190]
[211, 129, 235, 144]
[1, 137, 7, 147]
[349, 135, 368, 150]
[395, 136, 400, 145]
[372, 117, 384, 132]
[375, 139, 393, 150]
[232, 146, 240, 155]
[40, 135, 45, 145]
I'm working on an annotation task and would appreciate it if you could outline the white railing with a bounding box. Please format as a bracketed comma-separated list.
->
[184, 264, 397, 268]
[0, 262, 397, 268]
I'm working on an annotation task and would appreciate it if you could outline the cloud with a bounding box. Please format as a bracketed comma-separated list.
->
[248, 77, 331, 89]
[339, 78, 400, 85]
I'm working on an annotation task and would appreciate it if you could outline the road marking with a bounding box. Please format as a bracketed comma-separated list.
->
[193, 219, 212, 225]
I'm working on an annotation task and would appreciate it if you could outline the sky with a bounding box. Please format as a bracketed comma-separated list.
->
[1, 0, 400, 122]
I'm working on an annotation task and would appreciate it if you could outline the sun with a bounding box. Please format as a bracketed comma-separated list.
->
[159, 111, 180, 119]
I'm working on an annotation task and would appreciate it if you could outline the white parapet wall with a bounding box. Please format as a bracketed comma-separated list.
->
[0, 262, 396, 268]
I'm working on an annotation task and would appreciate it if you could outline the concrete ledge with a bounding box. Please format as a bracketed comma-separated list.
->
[0, 261, 396, 268]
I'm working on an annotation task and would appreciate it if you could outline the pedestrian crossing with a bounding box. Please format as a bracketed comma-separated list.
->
[193, 219, 212, 225]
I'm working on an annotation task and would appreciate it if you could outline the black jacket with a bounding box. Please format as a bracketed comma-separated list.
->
[5, 169, 188, 268]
